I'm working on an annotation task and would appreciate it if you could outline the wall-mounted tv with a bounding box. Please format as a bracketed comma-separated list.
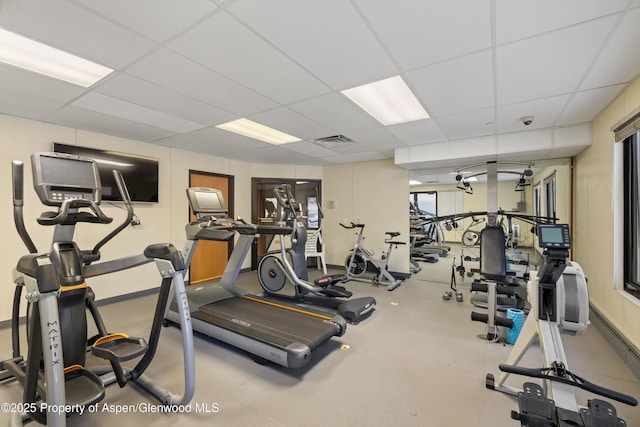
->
[53, 143, 159, 203]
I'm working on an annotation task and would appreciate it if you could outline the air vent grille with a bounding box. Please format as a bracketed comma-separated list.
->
[312, 134, 354, 149]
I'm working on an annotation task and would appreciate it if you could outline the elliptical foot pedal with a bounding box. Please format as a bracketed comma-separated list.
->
[64, 365, 105, 407]
[320, 285, 352, 298]
[314, 274, 346, 287]
[91, 333, 148, 362]
[580, 399, 627, 426]
[511, 382, 556, 426]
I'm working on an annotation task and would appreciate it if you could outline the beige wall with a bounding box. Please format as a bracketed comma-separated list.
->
[575, 76, 640, 349]
[0, 114, 323, 321]
[322, 160, 410, 274]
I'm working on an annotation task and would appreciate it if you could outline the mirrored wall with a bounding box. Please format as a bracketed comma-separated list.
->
[409, 159, 572, 285]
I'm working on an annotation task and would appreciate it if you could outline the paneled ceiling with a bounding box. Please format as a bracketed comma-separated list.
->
[1, 0, 639, 183]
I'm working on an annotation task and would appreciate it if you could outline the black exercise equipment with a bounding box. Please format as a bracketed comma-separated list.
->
[486, 223, 637, 426]
[1, 153, 195, 427]
[164, 187, 347, 368]
[257, 184, 376, 323]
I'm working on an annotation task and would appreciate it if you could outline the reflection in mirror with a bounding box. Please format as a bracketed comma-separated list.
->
[409, 158, 572, 285]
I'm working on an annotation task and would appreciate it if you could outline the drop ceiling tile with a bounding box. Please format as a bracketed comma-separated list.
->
[0, 89, 65, 121]
[169, 12, 330, 105]
[496, 94, 571, 133]
[280, 141, 339, 157]
[495, 0, 627, 45]
[189, 126, 273, 154]
[496, 15, 617, 104]
[227, 0, 398, 90]
[1, 0, 154, 69]
[346, 127, 406, 152]
[95, 73, 235, 126]
[126, 48, 278, 116]
[154, 132, 264, 157]
[224, 145, 324, 165]
[0, 63, 86, 103]
[289, 93, 380, 133]
[407, 50, 494, 117]
[386, 119, 447, 146]
[580, 7, 640, 90]
[355, 0, 492, 70]
[322, 151, 387, 164]
[71, 92, 207, 133]
[557, 85, 625, 125]
[322, 141, 371, 155]
[436, 108, 496, 141]
[248, 107, 334, 141]
[74, 0, 219, 42]
[50, 105, 176, 142]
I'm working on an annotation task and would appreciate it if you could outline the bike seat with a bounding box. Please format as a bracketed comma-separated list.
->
[386, 231, 401, 237]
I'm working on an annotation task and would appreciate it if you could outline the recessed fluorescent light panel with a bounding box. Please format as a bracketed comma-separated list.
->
[409, 180, 422, 186]
[0, 28, 113, 87]
[341, 76, 429, 126]
[216, 118, 301, 145]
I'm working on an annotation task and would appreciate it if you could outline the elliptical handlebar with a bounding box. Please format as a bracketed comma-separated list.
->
[36, 198, 112, 226]
[89, 170, 135, 261]
[12, 160, 38, 254]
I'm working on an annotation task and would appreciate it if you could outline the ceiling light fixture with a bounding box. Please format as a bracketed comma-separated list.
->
[409, 180, 422, 186]
[0, 28, 113, 87]
[216, 118, 301, 145]
[341, 76, 429, 126]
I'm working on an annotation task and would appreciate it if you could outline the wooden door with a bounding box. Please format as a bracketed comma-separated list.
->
[189, 171, 233, 284]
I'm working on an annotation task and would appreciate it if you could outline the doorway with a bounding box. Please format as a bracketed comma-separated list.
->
[251, 178, 321, 269]
[188, 170, 234, 284]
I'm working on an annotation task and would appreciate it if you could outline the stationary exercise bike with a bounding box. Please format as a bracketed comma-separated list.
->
[341, 222, 405, 291]
[257, 185, 376, 323]
[486, 223, 637, 426]
[1, 153, 194, 426]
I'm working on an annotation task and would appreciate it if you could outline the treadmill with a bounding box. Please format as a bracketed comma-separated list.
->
[165, 187, 347, 368]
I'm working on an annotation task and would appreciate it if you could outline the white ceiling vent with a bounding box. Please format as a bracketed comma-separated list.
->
[312, 134, 355, 149]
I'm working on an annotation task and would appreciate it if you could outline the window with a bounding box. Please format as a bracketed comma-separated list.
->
[410, 191, 437, 216]
[623, 132, 640, 298]
[533, 184, 541, 218]
[544, 173, 556, 223]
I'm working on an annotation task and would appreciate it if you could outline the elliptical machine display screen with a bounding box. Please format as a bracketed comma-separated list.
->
[32, 152, 101, 206]
[538, 223, 571, 249]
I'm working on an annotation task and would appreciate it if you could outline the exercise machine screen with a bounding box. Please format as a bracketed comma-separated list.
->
[187, 187, 228, 216]
[32, 152, 101, 206]
[538, 223, 571, 249]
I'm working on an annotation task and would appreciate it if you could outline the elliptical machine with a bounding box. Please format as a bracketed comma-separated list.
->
[486, 223, 637, 426]
[257, 184, 376, 323]
[0, 153, 194, 426]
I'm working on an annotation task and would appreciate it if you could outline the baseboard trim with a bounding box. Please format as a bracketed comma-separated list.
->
[326, 264, 410, 279]
[590, 303, 640, 380]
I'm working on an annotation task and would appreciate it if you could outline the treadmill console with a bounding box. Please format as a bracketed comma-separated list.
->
[538, 223, 571, 249]
[186, 187, 228, 218]
[31, 152, 101, 206]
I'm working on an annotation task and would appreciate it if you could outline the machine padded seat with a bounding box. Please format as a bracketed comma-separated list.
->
[480, 226, 506, 281]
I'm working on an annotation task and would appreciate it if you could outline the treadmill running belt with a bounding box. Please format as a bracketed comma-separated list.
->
[191, 297, 340, 350]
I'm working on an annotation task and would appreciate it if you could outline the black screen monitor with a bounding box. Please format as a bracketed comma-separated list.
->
[53, 143, 159, 203]
[186, 187, 228, 216]
[538, 223, 571, 249]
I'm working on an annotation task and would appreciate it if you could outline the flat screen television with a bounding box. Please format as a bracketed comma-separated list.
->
[53, 143, 159, 202]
